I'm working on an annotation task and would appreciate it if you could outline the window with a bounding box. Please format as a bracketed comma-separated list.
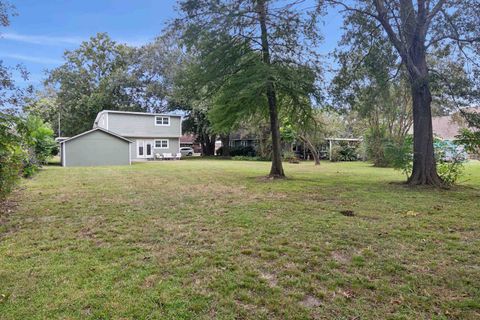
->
[155, 139, 169, 149]
[155, 116, 170, 126]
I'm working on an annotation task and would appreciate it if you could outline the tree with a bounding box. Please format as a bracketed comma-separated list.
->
[182, 109, 217, 155]
[328, 0, 480, 186]
[456, 111, 480, 154]
[175, 0, 323, 178]
[45, 33, 136, 135]
[1, 1, 31, 115]
[332, 31, 412, 166]
[23, 87, 61, 135]
[46, 33, 176, 136]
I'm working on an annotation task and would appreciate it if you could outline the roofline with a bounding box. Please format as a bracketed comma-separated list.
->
[60, 128, 133, 144]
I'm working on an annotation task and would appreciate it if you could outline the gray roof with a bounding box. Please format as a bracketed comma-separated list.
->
[60, 128, 133, 144]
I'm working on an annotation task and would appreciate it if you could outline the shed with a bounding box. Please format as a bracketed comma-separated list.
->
[60, 128, 132, 167]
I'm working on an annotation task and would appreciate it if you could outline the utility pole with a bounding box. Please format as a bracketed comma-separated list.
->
[57, 105, 61, 137]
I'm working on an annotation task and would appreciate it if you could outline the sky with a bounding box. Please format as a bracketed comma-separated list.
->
[1, 0, 344, 88]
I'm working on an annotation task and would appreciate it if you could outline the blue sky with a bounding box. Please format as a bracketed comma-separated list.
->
[1, 0, 343, 88]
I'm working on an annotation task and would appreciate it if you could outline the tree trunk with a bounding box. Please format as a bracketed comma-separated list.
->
[407, 80, 443, 186]
[256, 0, 285, 178]
[404, 38, 444, 186]
[299, 135, 320, 165]
[201, 134, 216, 156]
[220, 134, 230, 156]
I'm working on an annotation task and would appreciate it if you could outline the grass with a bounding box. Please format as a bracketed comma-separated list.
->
[0, 160, 479, 319]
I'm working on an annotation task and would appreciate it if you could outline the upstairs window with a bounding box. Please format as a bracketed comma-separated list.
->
[155, 139, 169, 149]
[155, 116, 170, 126]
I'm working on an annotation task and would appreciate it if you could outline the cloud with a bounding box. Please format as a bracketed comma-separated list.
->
[1, 32, 82, 46]
[1, 53, 63, 65]
[1, 32, 152, 48]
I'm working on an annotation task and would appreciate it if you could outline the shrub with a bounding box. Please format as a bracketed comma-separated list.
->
[282, 151, 298, 162]
[0, 115, 24, 199]
[435, 139, 466, 185]
[331, 142, 358, 162]
[231, 156, 270, 161]
[15, 115, 56, 177]
[230, 145, 256, 157]
[365, 127, 391, 166]
[0, 147, 25, 199]
[385, 135, 466, 185]
[0, 114, 55, 199]
[384, 135, 413, 178]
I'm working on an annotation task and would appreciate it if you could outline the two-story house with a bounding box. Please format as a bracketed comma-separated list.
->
[60, 110, 182, 166]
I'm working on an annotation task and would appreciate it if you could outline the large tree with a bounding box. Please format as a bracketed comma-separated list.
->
[46, 33, 175, 136]
[174, 0, 323, 178]
[332, 29, 413, 166]
[328, 0, 480, 186]
[0, 1, 31, 115]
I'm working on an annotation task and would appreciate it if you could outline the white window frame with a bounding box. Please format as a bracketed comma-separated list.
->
[137, 140, 154, 158]
[154, 139, 169, 149]
[154, 116, 170, 126]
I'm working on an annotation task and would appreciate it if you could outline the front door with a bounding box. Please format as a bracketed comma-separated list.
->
[137, 140, 153, 158]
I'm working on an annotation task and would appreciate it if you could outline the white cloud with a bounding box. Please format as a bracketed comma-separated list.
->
[1, 32, 153, 48]
[1, 32, 83, 46]
[1, 53, 63, 65]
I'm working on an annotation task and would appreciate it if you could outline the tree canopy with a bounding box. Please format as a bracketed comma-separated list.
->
[173, 0, 324, 177]
[327, 0, 480, 186]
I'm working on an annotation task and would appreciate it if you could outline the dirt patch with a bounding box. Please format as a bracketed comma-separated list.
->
[142, 274, 159, 288]
[260, 271, 278, 287]
[0, 192, 21, 238]
[331, 251, 350, 264]
[0, 199, 17, 220]
[299, 295, 322, 308]
[340, 210, 355, 217]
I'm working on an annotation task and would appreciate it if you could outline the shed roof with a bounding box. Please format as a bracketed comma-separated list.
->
[60, 128, 132, 144]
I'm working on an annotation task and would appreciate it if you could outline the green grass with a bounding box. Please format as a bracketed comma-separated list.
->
[1, 160, 479, 319]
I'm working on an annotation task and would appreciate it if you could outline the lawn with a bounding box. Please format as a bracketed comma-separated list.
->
[0, 160, 479, 319]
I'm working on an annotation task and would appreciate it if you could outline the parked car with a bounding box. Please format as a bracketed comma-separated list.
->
[180, 147, 194, 156]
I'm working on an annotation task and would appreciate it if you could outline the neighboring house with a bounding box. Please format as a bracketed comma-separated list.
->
[61, 110, 182, 166]
[430, 108, 480, 160]
[180, 134, 202, 153]
[229, 131, 258, 148]
[432, 115, 463, 140]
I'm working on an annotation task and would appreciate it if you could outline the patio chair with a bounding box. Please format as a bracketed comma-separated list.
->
[162, 153, 173, 160]
[175, 153, 182, 160]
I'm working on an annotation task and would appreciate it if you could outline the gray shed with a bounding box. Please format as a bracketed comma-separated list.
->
[60, 128, 132, 167]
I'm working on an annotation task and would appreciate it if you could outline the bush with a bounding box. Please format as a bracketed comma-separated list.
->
[0, 114, 55, 199]
[365, 127, 391, 166]
[385, 135, 466, 185]
[384, 135, 413, 178]
[0, 115, 24, 199]
[331, 142, 358, 162]
[0, 147, 24, 199]
[230, 145, 256, 157]
[435, 139, 466, 185]
[282, 151, 298, 162]
[231, 156, 270, 161]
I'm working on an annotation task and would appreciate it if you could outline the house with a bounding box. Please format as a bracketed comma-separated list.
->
[180, 134, 202, 153]
[60, 110, 182, 166]
[432, 115, 464, 140]
[229, 131, 258, 148]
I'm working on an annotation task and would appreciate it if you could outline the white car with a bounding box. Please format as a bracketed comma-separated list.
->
[179, 147, 194, 156]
